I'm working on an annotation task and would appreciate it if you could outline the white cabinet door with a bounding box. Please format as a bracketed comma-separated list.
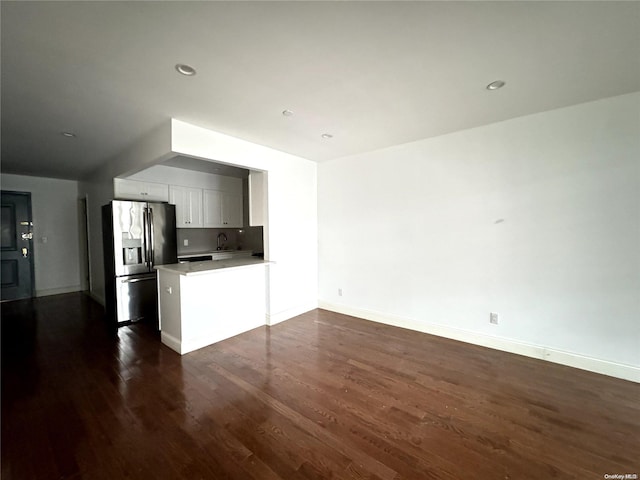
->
[170, 182, 242, 229]
[114, 178, 169, 202]
[170, 186, 202, 228]
[203, 190, 242, 227]
[144, 182, 170, 202]
[203, 189, 223, 227]
[222, 193, 243, 227]
[248, 171, 265, 226]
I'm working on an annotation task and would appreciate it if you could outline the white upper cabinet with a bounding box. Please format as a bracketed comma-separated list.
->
[203, 190, 243, 228]
[121, 165, 245, 229]
[170, 186, 202, 228]
[222, 193, 243, 228]
[202, 189, 223, 227]
[248, 171, 265, 226]
[114, 178, 169, 202]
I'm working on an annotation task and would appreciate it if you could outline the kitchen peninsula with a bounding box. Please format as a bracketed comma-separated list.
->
[156, 256, 270, 355]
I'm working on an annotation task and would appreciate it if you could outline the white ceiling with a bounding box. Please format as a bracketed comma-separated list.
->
[2, 1, 639, 180]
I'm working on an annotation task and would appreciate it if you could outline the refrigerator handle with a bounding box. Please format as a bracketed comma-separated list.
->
[148, 207, 155, 269]
[143, 207, 151, 270]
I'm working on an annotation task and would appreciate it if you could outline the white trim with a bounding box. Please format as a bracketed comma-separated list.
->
[267, 301, 317, 326]
[35, 285, 82, 297]
[162, 331, 226, 356]
[160, 332, 183, 354]
[180, 332, 233, 355]
[318, 300, 640, 383]
[163, 328, 269, 356]
[87, 290, 105, 306]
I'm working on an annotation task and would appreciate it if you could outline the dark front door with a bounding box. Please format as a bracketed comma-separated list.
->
[1, 191, 35, 301]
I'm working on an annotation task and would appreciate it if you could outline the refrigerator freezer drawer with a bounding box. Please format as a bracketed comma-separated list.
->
[115, 274, 158, 325]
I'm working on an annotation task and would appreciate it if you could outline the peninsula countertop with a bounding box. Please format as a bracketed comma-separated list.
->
[177, 250, 255, 260]
[155, 257, 271, 276]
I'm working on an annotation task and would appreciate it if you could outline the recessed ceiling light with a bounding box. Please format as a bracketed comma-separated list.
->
[61, 132, 76, 138]
[321, 133, 333, 139]
[175, 64, 196, 76]
[486, 80, 506, 91]
[282, 109, 294, 117]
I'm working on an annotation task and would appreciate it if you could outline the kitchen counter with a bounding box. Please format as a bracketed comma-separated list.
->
[156, 257, 270, 276]
[156, 256, 270, 355]
[178, 250, 255, 260]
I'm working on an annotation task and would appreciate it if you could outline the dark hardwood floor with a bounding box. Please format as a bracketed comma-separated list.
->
[2, 293, 638, 479]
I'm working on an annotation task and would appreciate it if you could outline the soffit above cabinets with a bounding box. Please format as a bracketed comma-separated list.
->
[161, 156, 249, 179]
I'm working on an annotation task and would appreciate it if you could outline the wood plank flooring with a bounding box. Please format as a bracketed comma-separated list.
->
[2, 293, 639, 479]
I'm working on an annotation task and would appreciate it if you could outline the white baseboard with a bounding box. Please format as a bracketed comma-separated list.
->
[161, 332, 183, 354]
[267, 301, 318, 326]
[163, 326, 269, 356]
[86, 290, 105, 306]
[318, 300, 640, 383]
[35, 285, 82, 297]
[87, 288, 105, 306]
[161, 331, 223, 355]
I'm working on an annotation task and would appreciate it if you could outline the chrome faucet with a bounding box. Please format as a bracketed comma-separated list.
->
[217, 232, 228, 250]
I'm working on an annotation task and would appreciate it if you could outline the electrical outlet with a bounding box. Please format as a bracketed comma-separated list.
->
[183, 239, 189, 246]
[338, 288, 343, 297]
[490, 312, 499, 325]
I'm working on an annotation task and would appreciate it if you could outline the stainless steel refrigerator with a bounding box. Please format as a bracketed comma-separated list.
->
[102, 200, 177, 327]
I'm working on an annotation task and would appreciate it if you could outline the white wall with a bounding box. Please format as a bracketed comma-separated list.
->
[171, 119, 318, 324]
[318, 92, 640, 380]
[77, 176, 114, 305]
[79, 122, 173, 305]
[1, 174, 82, 296]
[81, 119, 318, 324]
[126, 165, 241, 192]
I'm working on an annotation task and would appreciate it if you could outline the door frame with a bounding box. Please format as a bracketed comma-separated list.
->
[78, 196, 92, 292]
